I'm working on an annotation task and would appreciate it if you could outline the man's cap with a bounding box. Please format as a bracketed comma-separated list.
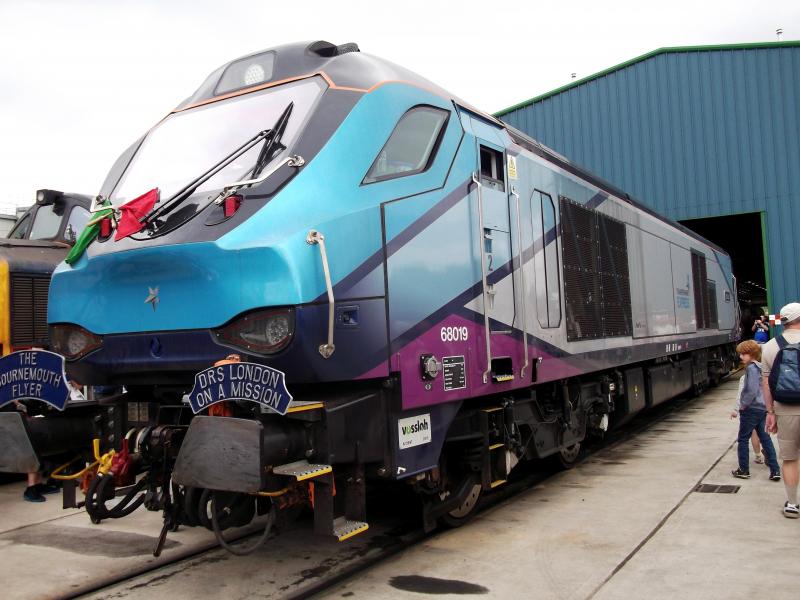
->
[780, 302, 800, 325]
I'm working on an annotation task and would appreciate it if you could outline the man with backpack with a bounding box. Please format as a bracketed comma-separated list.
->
[763, 302, 800, 518]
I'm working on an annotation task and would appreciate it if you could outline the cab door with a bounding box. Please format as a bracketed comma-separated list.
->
[463, 112, 522, 385]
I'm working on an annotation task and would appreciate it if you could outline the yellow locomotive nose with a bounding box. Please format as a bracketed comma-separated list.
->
[0, 258, 10, 356]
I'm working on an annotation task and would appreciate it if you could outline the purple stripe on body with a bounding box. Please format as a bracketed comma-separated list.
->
[398, 314, 582, 410]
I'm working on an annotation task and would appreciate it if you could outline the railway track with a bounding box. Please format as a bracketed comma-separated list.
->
[66, 378, 733, 600]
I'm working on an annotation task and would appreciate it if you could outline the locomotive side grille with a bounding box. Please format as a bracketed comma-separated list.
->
[10, 274, 50, 347]
[706, 280, 718, 329]
[691, 251, 709, 329]
[560, 198, 602, 340]
[598, 215, 632, 337]
[560, 197, 632, 341]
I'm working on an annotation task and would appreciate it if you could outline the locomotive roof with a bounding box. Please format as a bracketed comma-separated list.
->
[176, 40, 458, 112]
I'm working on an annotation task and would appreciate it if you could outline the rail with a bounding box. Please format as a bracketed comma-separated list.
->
[512, 185, 529, 379]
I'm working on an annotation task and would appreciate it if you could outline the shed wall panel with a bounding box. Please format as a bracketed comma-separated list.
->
[500, 45, 800, 308]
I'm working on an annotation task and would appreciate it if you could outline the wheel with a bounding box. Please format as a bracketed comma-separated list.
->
[553, 443, 582, 469]
[440, 481, 482, 528]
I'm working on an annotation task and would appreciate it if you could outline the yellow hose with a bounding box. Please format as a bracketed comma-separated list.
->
[252, 488, 289, 497]
[93, 438, 116, 476]
[50, 456, 98, 481]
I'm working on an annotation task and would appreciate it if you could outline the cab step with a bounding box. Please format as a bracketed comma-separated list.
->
[333, 517, 369, 541]
[286, 400, 324, 414]
[273, 460, 332, 481]
[492, 374, 515, 383]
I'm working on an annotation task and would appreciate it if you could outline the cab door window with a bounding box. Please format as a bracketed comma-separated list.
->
[479, 146, 505, 191]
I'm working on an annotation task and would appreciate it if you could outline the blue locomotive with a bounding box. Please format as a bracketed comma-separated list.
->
[4, 41, 738, 549]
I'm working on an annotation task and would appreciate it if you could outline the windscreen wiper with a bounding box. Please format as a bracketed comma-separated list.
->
[250, 102, 293, 179]
[141, 101, 295, 227]
[141, 128, 273, 226]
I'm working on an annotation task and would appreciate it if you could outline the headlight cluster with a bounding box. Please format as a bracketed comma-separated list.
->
[213, 308, 294, 354]
[49, 324, 102, 360]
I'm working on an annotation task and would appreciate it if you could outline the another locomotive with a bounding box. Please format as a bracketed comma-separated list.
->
[0, 190, 97, 476]
[2, 41, 737, 547]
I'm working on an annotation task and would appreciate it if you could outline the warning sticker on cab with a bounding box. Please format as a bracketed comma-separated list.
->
[507, 155, 518, 180]
[398, 413, 432, 449]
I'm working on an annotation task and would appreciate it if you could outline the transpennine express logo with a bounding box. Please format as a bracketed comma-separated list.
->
[188, 362, 293, 415]
[0, 350, 70, 411]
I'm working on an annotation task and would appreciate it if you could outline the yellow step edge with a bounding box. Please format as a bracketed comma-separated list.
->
[490, 479, 507, 488]
[493, 375, 515, 382]
[482, 407, 503, 413]
[295, 466, 333, 481]
[337, 523, 369, 541]
[286, 402, 324, 413]
[489, 443, 504, 450]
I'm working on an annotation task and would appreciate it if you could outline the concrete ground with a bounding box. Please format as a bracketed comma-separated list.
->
[0, 375, 795, 599]
[0, 470, 404, 600]
[320, 376, 796, 600]
[0, 479, 221, 600]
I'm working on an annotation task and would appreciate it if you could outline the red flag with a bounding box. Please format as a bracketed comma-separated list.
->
[114, 188, 159, 241]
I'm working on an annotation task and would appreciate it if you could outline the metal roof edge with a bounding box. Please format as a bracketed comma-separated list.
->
[494, 40, 800, 116]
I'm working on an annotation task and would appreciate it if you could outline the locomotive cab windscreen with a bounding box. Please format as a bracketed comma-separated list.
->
[106, 71, 327, 233]
[8, 190, 91, 244]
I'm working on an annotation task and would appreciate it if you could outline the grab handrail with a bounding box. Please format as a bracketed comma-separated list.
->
[307, 229, 335, 358]
[512, 185, 529, 379]
[473, 173, 492, 384]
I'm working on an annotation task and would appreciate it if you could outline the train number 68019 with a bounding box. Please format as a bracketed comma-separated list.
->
[440, 326, 469, 342]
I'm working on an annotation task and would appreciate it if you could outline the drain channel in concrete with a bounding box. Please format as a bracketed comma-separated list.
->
[693, 484, 740, 494]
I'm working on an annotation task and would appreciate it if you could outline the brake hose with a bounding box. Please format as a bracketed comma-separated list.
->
[85, 473, 148, 523]
[210, 491, 275, 556]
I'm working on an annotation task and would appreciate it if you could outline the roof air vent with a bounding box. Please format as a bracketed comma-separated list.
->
[335, 43, 360, 55]
[307, 41, 360, 57]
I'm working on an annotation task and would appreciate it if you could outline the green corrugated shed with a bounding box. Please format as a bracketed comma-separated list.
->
[497, 41, 800, 310]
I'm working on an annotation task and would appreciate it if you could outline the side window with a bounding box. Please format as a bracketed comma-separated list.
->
[363, 106, 448, 184]
[64, 206, 90, 243]
[541, 193, 561, 327]
[8, 214, 31, 239]
[532, 191, 561, 328]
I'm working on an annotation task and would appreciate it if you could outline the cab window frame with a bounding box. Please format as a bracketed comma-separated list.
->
[8, 212, 32, 239]
[361, 105, 450, 185]
[64, 205, 91, 243]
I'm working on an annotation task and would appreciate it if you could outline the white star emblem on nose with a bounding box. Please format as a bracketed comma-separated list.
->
[144, 287, 159, 311]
